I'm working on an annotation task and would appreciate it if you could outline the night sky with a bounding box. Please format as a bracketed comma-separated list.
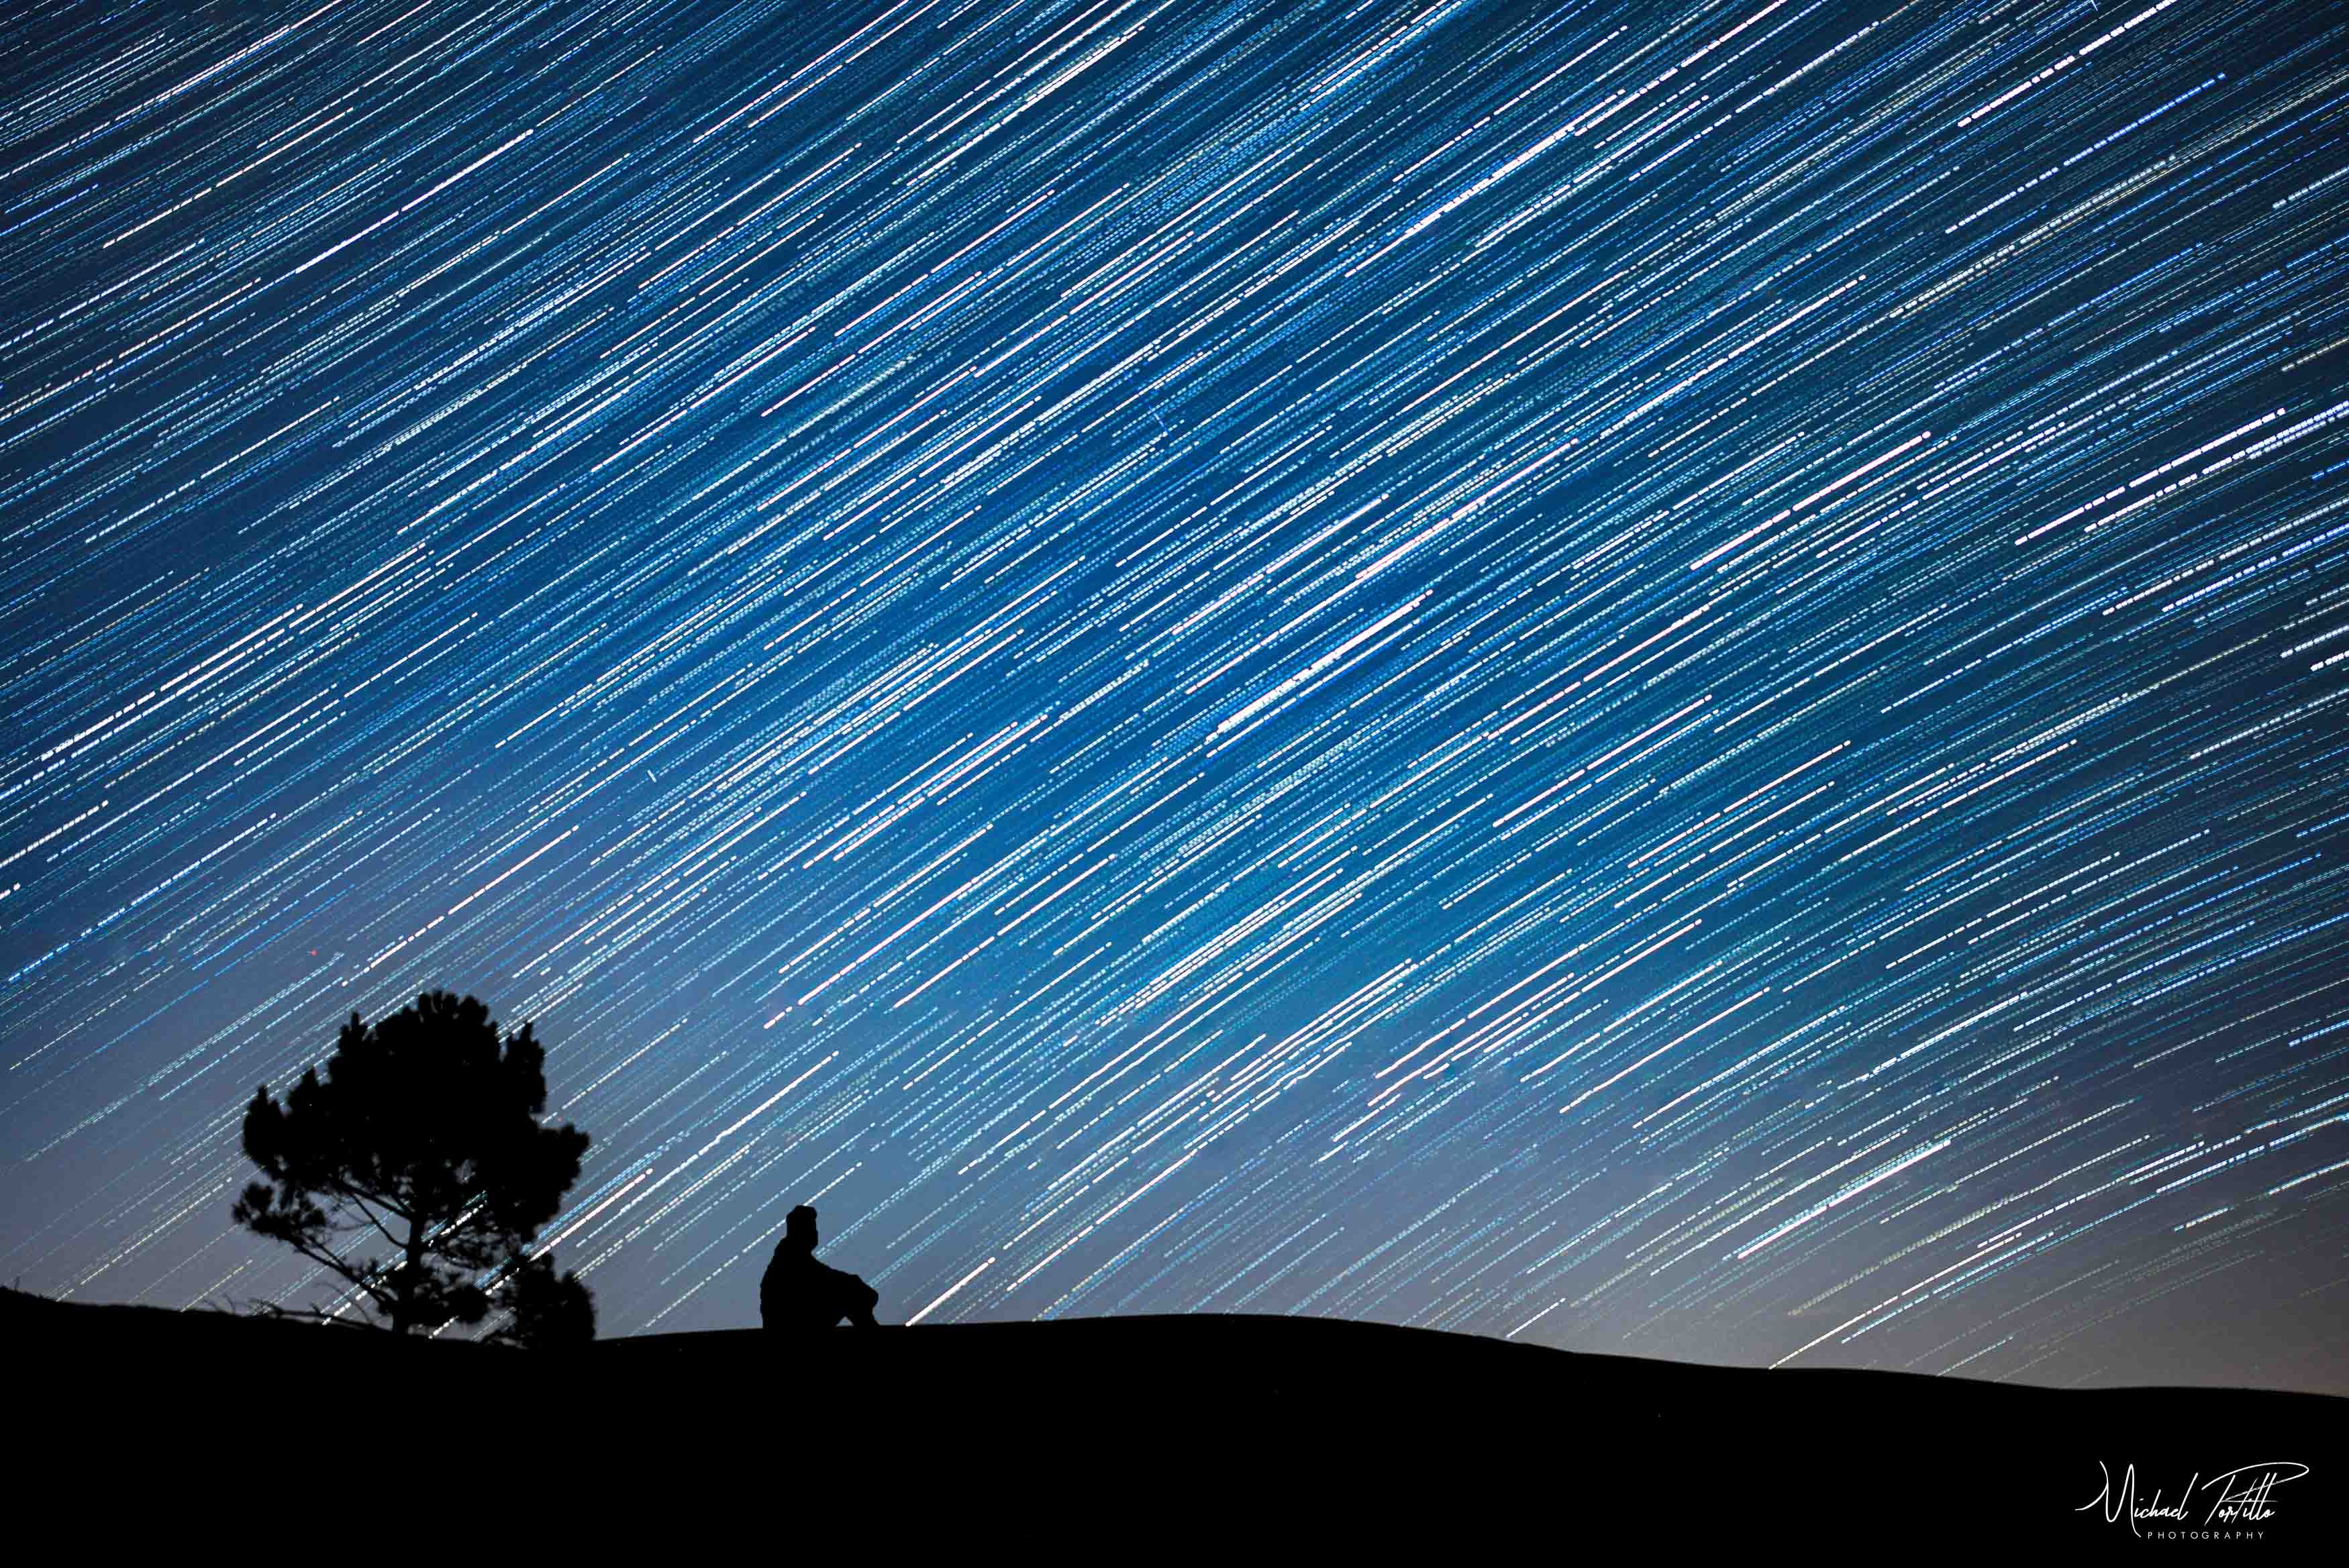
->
[4, 0, 2348, 1394]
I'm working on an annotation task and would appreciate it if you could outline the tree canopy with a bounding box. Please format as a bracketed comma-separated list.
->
[234, 990, 594, 1345]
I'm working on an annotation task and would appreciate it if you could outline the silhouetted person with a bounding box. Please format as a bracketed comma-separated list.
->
[760, 1205, 881, 1330]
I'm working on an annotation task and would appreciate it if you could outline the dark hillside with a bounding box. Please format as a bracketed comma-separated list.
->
[9, 1287, 2338, 1544]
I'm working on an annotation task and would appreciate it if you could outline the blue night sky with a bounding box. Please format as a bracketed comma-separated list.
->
[4, 0, 2348, 1392]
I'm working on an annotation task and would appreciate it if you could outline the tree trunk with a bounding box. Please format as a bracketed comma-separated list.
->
[394, 1217, 425, 1333]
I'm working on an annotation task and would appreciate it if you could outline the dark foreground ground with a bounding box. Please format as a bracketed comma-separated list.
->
[9, 1286, 2339, 1548]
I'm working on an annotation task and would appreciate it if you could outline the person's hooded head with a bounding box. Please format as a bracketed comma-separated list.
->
[784, 1204, 819, 1252]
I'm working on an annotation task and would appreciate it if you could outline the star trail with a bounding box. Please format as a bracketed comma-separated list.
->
[3, 0, 2348, 1390]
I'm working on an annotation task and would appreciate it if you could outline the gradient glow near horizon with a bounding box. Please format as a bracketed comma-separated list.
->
[3, 0, 2348, 1389]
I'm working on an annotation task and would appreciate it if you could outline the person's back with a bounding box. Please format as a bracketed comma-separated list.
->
[760, 1204, 881, 1329]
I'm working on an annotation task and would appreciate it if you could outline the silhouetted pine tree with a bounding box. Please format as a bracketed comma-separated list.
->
[486, 1253, 596, 1348]
[234, 990, 594, 1344]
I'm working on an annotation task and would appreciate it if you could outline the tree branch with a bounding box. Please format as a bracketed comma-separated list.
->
[274, 1232, 397, 1321]
[326, 1184, 407, 1253]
